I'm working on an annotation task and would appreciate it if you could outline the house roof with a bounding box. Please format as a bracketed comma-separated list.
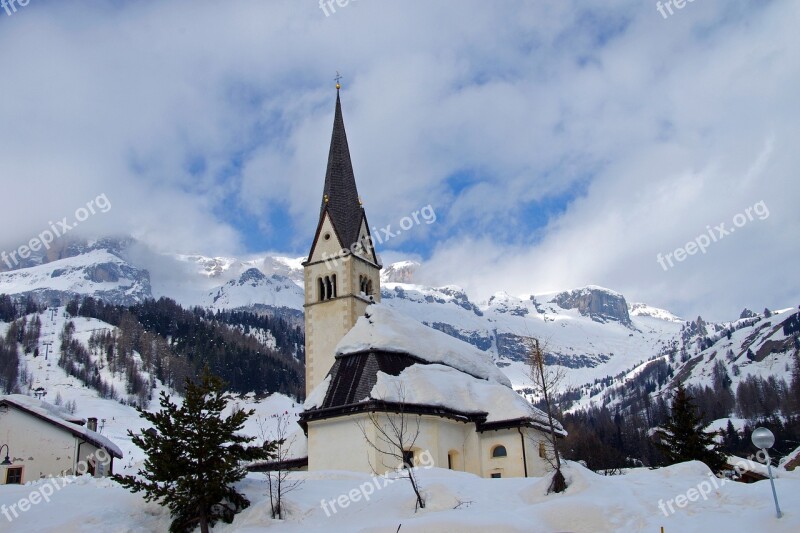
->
[0, 395, 123, 459]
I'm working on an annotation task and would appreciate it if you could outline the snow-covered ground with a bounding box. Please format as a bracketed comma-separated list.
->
[0, 308, 305, 470]
[1, 461, 797, 532]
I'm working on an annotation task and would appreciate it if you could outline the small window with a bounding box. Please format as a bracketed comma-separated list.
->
[492, 445, 507, 458]
[539, 442, 547, 459]
[402, 450, 414, 469]
[5, 467, 22, 484]
[491, 473, 502, 479]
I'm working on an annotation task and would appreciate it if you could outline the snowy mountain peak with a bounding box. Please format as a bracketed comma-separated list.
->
[484, 292, 530, 317]
[380, 260, 421, 283]
[0, 248, 151, 306]
[206, 268, 304, 311]
[629, 302, 683, 323]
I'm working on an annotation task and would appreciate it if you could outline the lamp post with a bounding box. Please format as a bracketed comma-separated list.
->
[751, 427, 782, 519]
[0, 444, 11, 465]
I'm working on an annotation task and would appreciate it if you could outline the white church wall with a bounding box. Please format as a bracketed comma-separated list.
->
[307, 413, 554, 479]
[479, 428, 531, 478]
[524, 429, 555, 478]
[307, 213, 344, 264]
[307, 414, 375, 472]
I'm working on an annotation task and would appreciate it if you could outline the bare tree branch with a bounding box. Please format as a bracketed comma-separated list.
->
[257, 414, 303, 519]
[356, 383, 426, 510]
[524, 337, 568, 493]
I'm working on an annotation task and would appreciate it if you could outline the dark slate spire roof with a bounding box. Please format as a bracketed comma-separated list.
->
[319, 91, 365, 250]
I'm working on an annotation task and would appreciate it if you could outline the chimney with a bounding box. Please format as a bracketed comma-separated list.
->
[87, 417, 97, 432]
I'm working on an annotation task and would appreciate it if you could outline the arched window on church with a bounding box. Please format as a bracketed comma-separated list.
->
[331, 274, 337, 298]
[325, 276, 333, 300]
[448, 450, 459, 470]
[491, 445, 507, 458]
[318, 277, 325, 302]
[366, 279, 373, 296]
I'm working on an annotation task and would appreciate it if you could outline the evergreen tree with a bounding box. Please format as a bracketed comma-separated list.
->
[791, 350, 800, 415]
[114, 367, 278, 533]
[723, 420, 741, 452]
[655, 383, 727, 473]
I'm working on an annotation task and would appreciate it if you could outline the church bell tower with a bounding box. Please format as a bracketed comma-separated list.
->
[303, 84, 381, 396]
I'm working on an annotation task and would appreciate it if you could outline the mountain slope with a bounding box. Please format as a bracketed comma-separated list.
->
[1, 238, 795, 417]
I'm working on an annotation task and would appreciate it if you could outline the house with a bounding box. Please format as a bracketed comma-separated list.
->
[780, 446, 800, 471]
[0, 395, 122, 485]
[724, 455, 771, 484]
[296, 86, 564, 478]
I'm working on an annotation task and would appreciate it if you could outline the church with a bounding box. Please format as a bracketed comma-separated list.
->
[296, 84, 564, 479]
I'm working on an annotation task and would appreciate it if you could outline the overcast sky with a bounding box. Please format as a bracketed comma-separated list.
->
[0, 0, 797, 320]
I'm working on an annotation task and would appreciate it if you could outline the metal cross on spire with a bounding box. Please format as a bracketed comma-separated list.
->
[335, 71, 342, 90]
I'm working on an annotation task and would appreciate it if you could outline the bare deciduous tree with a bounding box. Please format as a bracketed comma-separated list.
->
[526, 337, 568, 493]
[356, 384, 426, 510]
[257, 414, 303, 519]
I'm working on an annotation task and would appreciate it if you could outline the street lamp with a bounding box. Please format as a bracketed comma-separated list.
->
[0, 444, 11, 466]
[751, 427, 782, 519]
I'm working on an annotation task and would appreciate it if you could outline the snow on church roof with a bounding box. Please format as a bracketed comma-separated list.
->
[336, 304, 512, 386]
[322, 304, 564, 431]
[372, 363, 561, 429]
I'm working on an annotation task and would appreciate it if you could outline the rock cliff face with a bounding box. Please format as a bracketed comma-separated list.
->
[552, 286, 632, 326]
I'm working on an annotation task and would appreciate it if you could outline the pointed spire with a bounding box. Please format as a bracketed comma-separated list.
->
[319, 88, 364, 250]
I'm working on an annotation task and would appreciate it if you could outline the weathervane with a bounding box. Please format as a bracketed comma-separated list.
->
[335, 71, 342, 90]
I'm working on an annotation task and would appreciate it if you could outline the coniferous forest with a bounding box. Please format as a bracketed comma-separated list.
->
[0, 295, 305, 404]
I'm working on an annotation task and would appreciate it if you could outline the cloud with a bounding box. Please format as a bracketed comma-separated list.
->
[0, 0, 797, 320]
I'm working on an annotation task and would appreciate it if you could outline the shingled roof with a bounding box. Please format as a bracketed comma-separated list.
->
[317, 91, 366, 251]
[319, 350, 421, 409]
